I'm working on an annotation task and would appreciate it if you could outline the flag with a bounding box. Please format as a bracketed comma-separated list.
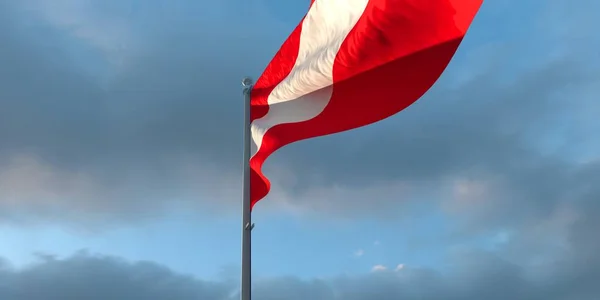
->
[249, 0, 483, 208]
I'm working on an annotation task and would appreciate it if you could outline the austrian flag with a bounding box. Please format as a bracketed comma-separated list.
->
[249, 0, 483, 208]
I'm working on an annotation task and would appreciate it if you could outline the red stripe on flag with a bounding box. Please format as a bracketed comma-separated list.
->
[249, 16, 310, 205]
[251, 18, 307, 123]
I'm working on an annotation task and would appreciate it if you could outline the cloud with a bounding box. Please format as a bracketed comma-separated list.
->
[353, 249, 364, 257]
[394, 264, 405, 271]
[0, 154, 243, 227]
[0, 252, 233, 300]
[369, 264, 404, 273]
[0, 0, 288, 225]
[1, 239, 599, 300]
[371, 264, 387, 272]
[0, 0, 598, 230]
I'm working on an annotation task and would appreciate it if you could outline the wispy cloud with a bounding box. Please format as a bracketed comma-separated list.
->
[353, 249, 364, 258]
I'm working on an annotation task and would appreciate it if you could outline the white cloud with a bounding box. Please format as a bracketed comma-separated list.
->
[353, 249, 364, 257]
[394, 264, 405, 271]
[371, 264, 387, 272]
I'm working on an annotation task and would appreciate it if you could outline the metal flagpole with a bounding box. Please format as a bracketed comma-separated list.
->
[241, 77, 254, 300]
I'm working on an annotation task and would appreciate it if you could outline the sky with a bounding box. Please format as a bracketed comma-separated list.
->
[0, 0, 599, 299]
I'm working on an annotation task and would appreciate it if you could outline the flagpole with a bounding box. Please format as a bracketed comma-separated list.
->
[241, 77, 254, 300]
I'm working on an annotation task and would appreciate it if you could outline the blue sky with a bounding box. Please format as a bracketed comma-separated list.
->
[0, 0, 599, 299]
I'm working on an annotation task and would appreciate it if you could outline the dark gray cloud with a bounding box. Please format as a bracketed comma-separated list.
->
[0, 0, 292, 223]
[0, 252, 233, 300]
[0, 0, 598, 228]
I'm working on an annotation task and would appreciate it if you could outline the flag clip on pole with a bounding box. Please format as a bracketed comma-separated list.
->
[241, 77, 254, 300]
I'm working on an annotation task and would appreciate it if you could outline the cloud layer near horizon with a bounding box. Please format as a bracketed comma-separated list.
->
[1, 236, 599, 300]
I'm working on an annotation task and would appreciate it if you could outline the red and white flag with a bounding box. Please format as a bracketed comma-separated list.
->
[249, 0, 483, 208]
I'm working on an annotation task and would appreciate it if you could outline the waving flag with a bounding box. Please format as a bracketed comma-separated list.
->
[249, 0, 483, 208]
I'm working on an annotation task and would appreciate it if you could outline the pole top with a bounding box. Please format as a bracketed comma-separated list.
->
[241, 77, 254, 87]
